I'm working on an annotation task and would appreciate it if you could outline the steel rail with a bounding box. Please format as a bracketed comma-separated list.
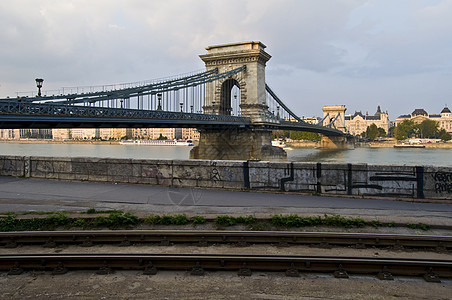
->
[0, 253, 451, 281]
[1, 231, 451, 251]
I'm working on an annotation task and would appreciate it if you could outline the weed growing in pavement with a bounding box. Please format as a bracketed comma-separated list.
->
[271, 214, 322, 227]
[0, 212, 72, 231]
[0, 212, 435, 232]
[406, 223, 430, 231]
[86, 211, 140, 229]
[214, 215, 256, 227]
[143, 214, 191, 226]
[191, 216, 207, 225]
[370, 220, 383, 228]
[271, 214, 366, 228]
[322, 214, 366, 228]
[248, 220, 273, 231]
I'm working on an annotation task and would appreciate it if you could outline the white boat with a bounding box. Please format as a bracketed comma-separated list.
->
[119, 139, 194, 146]
[393, 143, 425, 148]
[272, 140, 287, 148]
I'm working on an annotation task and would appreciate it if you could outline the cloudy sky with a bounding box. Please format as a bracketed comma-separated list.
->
[1, 0, 451, 119]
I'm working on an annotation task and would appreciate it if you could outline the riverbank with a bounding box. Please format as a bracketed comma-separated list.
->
[3, 139, 451, 149]
[0, 139, 120, 145]
[286, 140, 452, 149]
[368, 141, 452, 148]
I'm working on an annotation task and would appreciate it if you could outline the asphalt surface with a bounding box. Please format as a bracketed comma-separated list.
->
[0, 176, 451, 226]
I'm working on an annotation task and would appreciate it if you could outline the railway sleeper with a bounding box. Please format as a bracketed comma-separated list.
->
[4, 239, 18, 249]
[96, 262, 114, 275]
[423, 267, 441, 283]
[285, 263, 299, 277]
[377, 266, 394, 280]
[190, 261, 205, 276]
[237, 262, 252, 276]
[333, 264, 349, 278]
[51, 262, 68, 275]
[143, 262, 158, 275]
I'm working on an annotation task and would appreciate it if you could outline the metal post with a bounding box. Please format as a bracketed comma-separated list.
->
[157, 93, 162, 110]
[35, 78, 44, 97]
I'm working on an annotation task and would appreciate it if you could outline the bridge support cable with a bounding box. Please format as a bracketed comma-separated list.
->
[2, 66, 246, 107]
[265, 84, 304, 123]
[0, 66, 247, 119]
[324, 113, 340, 128]
[264, 84, 345, 136]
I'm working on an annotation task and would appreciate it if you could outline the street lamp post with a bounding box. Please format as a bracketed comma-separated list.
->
[157, 93, 162, 110]
[35, 78, 44, 97]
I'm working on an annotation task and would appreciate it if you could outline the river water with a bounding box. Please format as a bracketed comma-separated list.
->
[0, 142, 451, 167]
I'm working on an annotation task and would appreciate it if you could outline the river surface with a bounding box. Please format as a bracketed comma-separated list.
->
[0, 142, 451, 166]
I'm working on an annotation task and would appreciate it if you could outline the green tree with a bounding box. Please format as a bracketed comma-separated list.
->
[365, 124, 379, 140]
[416, 119, 439, 138]
[289, 131, 321, 141]
[394, 120, 415, 140]
[439, 129, 451, 141]
[377, 127, 387, 137]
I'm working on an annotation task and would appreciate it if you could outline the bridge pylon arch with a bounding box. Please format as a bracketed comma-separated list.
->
[218, 77, 241, 116]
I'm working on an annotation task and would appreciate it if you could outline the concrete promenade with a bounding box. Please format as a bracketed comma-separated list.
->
[0, 176, 451, 227]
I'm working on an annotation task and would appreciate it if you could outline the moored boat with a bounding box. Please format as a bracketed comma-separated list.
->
[119, 139, 194, 146]
[393, 143, 425, 148]
[272, 140, 287, 148]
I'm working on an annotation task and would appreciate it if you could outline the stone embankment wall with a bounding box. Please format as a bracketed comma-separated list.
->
[1, 156, 451, 200]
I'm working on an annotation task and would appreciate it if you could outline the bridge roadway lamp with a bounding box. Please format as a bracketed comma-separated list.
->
[157, 93, 162, 110]
[35, 78, 44, 97]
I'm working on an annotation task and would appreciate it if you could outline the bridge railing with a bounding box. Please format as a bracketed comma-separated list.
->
[0, 100, 251, 124]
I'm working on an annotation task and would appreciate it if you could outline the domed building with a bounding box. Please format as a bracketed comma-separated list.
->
[344, 106, 389, 136]
[395, 107, 452, 134]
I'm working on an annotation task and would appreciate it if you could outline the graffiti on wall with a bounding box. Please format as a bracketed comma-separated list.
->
[432, 172, 452, 193]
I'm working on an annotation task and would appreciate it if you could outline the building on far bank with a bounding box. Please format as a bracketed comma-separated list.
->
[395, 107, 452, 134]
[0, 129, 20, 140]
[301, 117, 321, 125]
[1, 127, 200, 141]
[344, 106, 390, 136]
[181, 128, 200, 140]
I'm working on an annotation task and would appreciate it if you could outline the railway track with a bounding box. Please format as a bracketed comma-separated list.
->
[0, 253, 451, 282]
[1, 230, 451, 251]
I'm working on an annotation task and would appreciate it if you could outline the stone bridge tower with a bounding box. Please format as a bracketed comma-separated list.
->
[190, 41, 286, 161]
[200, 41, 270, 122]
[320, 105, 354, 149]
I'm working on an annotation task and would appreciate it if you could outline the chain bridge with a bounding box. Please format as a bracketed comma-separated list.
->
[0, 41, 352, 160]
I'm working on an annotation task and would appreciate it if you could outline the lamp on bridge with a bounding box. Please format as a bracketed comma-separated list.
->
[157, 93, 162, 110]
[180, 102, 184, 113]
[35, 78, 44, 97]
